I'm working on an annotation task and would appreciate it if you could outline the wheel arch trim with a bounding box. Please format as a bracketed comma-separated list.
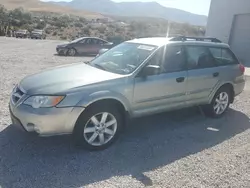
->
[209, 82, 235, 104]
[76, 90, 132, 115]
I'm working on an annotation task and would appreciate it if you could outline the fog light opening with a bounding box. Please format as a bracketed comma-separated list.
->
[207, 127, 220, 132]
[27, 123, 40, 133]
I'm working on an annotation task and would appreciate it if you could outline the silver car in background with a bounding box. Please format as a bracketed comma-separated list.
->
[30, 29, 46, 40]
[9, 36, 245, 150]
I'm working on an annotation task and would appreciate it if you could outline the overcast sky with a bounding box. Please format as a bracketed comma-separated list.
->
[42, 0, 211, 15]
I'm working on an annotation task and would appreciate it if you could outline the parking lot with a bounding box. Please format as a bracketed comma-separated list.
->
[0, 37, 250, 188]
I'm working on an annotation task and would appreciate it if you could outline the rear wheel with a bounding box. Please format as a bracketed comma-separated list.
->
[73, 104, 123, 150]
[67, 48, 76, 56]
[203, 87, 231, 118]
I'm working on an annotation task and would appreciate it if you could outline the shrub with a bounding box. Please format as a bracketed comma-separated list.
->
[60, 35, 67, 40]
[52, 31, 57, 36]
[74, 22, 83, 27]
[97, 26, 106, 33]
[82, 27, 90, 35]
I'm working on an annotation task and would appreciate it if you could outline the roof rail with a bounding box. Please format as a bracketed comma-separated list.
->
[170, 36, 222, 43]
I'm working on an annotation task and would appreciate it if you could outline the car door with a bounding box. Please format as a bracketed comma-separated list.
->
[94, 39, 108, 54]
[90, 39, 107, 54]
[77, 38, 102, 54]
[132, 45, 188, 117]
[185, 45, 220, 105]
[73, 38, 87, 54]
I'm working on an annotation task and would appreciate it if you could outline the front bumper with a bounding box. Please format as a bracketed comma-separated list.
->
[9, 98, 84, 136]
[56, 47, 68, 55]
[16, 34, 26, 37]
[31, 34, 42, 38]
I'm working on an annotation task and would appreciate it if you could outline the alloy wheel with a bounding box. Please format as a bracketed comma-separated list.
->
[213, 92, 229, 115]
[83, 112, 118, 146]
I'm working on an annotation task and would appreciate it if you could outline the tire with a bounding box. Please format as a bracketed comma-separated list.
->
[67, 48, 77, 56]
[73, 104, 123, 150]
[203, 87, 231, 118]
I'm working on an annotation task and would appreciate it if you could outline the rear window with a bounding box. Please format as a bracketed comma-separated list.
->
[209, 47, 239, 66]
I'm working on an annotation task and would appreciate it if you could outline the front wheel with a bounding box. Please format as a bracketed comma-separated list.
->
[73, 104, 123, 150]
[67, 48, 77, 56]
[203, 87, 231, 118]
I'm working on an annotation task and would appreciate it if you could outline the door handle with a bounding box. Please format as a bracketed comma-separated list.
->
[213, 72, 219, 77]
[176, 77, 185, 83]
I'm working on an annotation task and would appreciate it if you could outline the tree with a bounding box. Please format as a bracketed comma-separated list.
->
[0, 5, 8, 35]
[0, 5, 7, 23]
[36, 21, 46, 29]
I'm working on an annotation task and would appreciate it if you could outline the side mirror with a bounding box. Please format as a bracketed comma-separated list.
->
[139, 65, 161, 77]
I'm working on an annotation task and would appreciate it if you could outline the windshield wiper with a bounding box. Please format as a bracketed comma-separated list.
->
[93, 63, 107, 71]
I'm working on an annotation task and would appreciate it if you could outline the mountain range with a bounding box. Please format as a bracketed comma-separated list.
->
[0, 0, 102, 18]
[50, 0, 207, 26]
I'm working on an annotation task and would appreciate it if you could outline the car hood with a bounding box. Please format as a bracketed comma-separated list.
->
[31, 32, 42, 35]
[57, 42, 75, 47]
[19, 63, 123, 95]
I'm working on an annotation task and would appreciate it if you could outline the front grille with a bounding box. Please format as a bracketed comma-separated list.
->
[12, 86, 24, 104]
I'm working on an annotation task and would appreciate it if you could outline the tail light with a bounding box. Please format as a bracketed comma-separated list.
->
[239, 63, 245, 74]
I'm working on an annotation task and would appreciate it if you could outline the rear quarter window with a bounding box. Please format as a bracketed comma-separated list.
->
[209, 47, 239, 66]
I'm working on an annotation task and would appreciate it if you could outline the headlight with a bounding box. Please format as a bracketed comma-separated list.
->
[23, 95, 65, 108]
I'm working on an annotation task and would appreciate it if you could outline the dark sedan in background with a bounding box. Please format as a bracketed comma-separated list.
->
[56, 37, 114, 56]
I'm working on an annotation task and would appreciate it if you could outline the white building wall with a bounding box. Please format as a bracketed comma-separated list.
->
[206, 0, 250, 43]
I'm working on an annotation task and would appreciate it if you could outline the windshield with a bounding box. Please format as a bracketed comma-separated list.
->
[33, 30, 42, 33]
[71, 37, 85, 43]
[89, 42, 157, 75]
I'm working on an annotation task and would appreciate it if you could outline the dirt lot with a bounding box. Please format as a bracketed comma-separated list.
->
[0, 37, 250, 188]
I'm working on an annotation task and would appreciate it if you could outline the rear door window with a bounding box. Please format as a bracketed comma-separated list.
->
[185, 46, 216, 69]
[209, 48, 221, 59]
[85, 38, 92, 44]
[97, 39, 105, 44]
[92, 39, 100, 44]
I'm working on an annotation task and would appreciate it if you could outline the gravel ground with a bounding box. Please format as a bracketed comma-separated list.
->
[0, 37, 250, 188]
